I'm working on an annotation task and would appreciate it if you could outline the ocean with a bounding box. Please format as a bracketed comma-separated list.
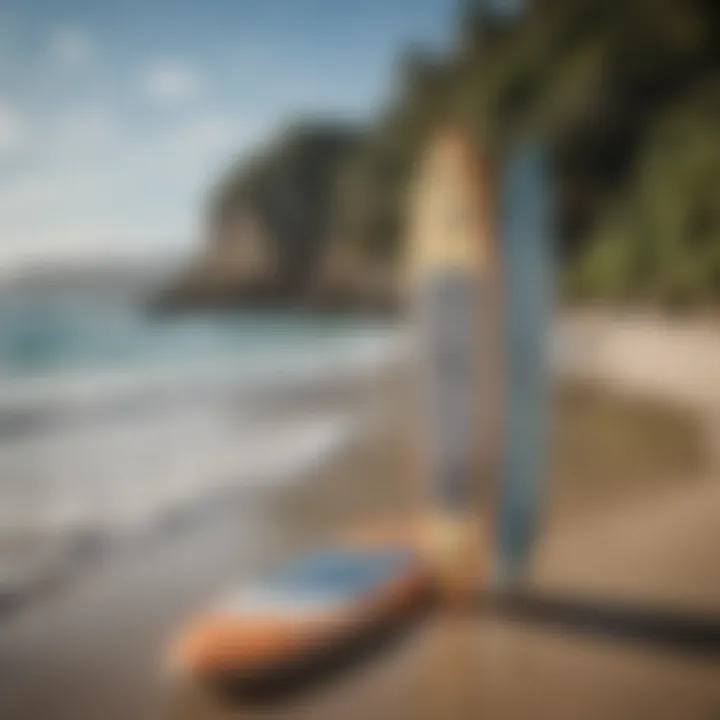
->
[0, 290, 401, 594]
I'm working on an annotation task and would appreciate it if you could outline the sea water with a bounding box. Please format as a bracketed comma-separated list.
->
[0, 291, 401, 589]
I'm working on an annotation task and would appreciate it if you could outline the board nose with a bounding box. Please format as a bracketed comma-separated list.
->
[164, 617, 248, 680]
[164, 619, 221, 680]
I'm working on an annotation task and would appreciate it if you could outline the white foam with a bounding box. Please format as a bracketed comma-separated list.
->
[0, 408, 359, 539]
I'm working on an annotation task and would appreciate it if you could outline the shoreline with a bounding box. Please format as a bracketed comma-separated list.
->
[0, 366, 706, 622]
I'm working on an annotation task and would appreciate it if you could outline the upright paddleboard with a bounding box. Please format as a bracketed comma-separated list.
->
[406, 127, 501, 601]
[494, 141, 553, 583]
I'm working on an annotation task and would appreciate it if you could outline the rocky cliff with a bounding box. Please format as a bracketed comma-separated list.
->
[154, 121, 398, 314]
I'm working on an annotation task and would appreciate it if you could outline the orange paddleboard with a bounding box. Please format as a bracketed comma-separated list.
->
[166, 545, 430, 694]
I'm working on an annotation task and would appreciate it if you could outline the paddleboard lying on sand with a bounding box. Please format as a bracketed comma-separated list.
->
[167, 545, 429, 694]
[165, 126, 497, 694]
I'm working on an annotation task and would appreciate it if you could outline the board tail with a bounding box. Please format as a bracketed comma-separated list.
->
[495, 141, 554, 584]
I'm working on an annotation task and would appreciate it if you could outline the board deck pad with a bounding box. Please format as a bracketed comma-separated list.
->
[219, 548, 419, 614]
[417, 273, 483, 509]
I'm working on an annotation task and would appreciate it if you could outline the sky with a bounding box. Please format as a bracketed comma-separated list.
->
[0, 0, 455, 273]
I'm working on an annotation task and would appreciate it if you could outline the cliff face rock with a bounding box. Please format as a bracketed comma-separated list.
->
[155, 122, 398, 314]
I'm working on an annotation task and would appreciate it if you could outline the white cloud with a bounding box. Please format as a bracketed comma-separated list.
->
[52, 26, 94, 68]
[0, 104, 25, 153]
[143, 60, 202, 105]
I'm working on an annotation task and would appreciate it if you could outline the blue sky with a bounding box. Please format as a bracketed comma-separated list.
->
[0, 0, 455, 272]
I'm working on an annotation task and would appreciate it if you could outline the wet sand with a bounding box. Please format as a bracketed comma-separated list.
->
[0, 375, 718, 720]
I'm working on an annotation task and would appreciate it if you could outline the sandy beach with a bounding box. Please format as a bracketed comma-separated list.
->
[0, 361, 718, 720]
